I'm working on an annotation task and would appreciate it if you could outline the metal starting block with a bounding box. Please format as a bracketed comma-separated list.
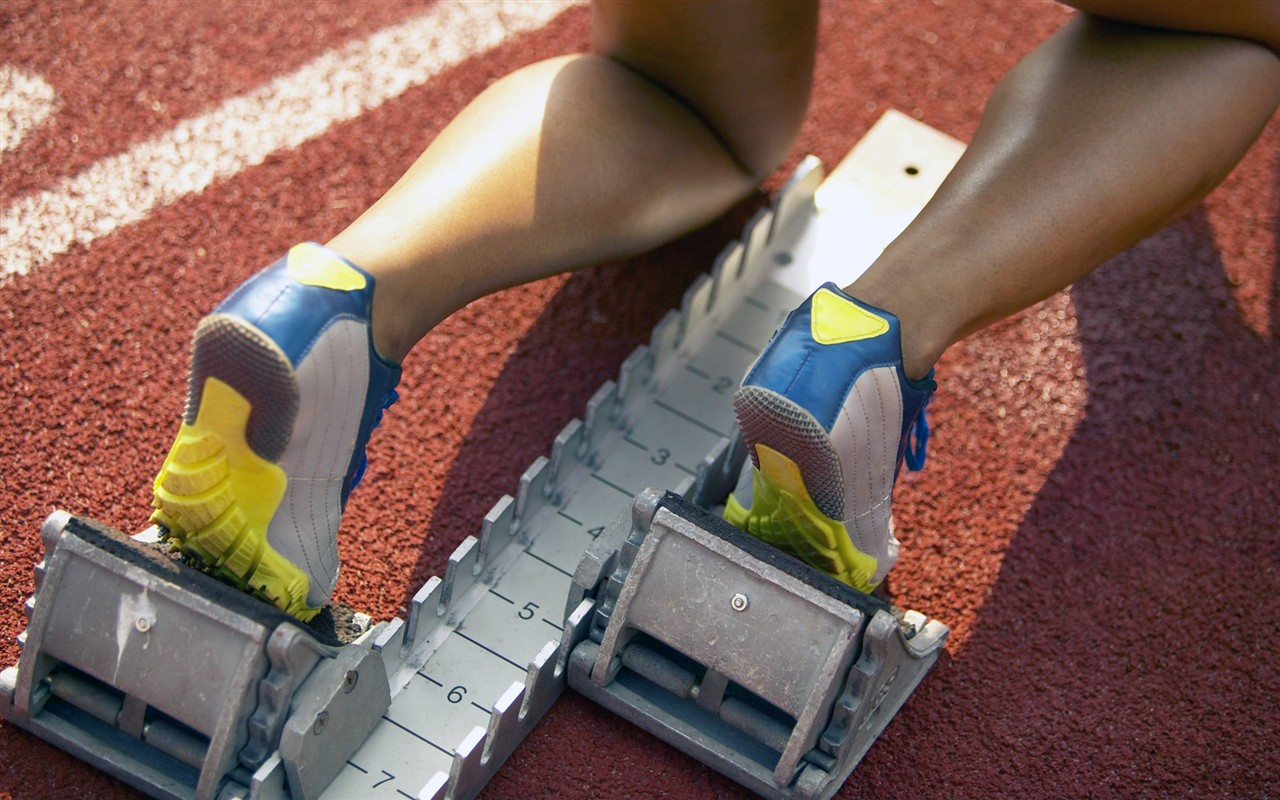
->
[3, 112, 965, 799]
[1, 511, 391, 800]
[565, 490, 947, 800]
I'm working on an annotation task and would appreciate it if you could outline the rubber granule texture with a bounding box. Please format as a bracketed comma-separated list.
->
[2, 2, 1277, 799]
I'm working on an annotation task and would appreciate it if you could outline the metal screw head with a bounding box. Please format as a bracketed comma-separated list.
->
[343, 670, 359, 693]
[730, 593, 749, 612]
[135, 615, 154, 633]
[313, 711, 329, 735]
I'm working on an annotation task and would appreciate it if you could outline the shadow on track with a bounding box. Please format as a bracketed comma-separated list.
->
[875, 202, 1280, 799]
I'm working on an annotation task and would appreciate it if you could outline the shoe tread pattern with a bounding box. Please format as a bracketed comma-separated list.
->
[734, 385, 844, 518]
[152, 315, 316, 620]
[185, 314, 299, 461]
[728, 385, 880, 592]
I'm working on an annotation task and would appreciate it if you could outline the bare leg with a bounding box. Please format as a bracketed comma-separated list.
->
[723, 3, 1277, 590]
[849, 6, 1280, 380]
[327, 0, 817, 363]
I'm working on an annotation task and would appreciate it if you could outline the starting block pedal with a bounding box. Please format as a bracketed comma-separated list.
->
[3, 111, 965, 799]
[564, 489, 947, 800]
[1, 511, 391, 800]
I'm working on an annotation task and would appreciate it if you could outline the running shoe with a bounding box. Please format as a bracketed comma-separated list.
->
[150, 242, 401, 620]
[724, 283, 933, 593]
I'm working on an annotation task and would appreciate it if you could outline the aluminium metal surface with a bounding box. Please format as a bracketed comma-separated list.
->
[566, 491, 948, 800]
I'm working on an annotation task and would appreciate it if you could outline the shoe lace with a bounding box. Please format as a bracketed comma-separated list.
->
[903, 406, 929, 472]
[349, 388, 400, 491]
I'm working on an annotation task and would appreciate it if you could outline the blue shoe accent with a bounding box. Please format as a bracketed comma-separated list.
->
[212, 243, 402, 504]
[903, 406, 929, 473]
[740, 283, 934, 479]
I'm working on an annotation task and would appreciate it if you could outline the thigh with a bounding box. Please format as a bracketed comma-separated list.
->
[590, 0, 819, 178]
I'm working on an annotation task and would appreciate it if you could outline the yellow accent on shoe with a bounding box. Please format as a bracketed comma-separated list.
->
[810, 287, 888, 345]
[724, 448, 880, 593]
[754, 444, 808, 497]
[150, 377, 319, 621]
[286, 242, 367, 292]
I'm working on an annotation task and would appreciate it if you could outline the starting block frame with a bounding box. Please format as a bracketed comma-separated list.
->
[3, 111, 964, 800]
[567, 490, 947, 800]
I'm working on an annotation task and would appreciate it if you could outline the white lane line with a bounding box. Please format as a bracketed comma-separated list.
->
[1, 65, 59, 154]
[1, 0, 581, 282]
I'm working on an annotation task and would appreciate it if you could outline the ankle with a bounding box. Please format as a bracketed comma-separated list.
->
[899, 342, 940, 384]
[369, 292, 416, 364]
[322, 238, 424, 364]
[839, 280, 946, 382]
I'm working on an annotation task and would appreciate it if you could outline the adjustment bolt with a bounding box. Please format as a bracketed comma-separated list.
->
[135, 615, 154, 633]
[730, 593, 749, 612]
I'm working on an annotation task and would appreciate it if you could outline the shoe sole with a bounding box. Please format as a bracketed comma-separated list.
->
[727, 385, 881, 593]
[151, 314, 318, 620]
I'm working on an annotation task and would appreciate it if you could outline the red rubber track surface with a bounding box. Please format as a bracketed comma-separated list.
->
[2, 2, 1277, 798]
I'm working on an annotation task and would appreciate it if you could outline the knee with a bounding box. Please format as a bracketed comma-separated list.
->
[592, 0, 818, 180]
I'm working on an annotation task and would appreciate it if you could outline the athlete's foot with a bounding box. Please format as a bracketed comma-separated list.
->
[150, 243, 401, 620]
[724, 283, 933, 593]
